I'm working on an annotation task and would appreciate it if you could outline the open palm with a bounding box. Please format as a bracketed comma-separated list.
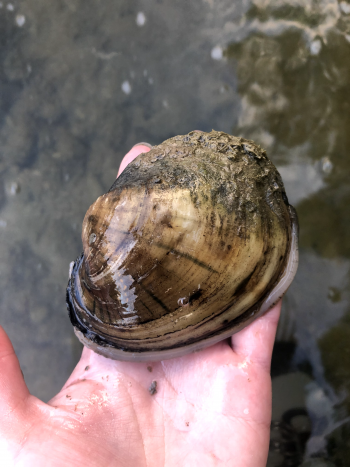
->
[0, 144, 281, 467]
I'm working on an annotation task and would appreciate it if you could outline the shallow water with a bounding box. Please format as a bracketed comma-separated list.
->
[1, 0, 349, 464]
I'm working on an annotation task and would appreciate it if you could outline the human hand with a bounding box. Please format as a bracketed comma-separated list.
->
[0, 143, 281, 467]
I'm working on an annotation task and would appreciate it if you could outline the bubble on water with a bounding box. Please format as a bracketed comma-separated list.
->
[10, 181, 20, 195]
[136, 12, 146, 27]
[6, 3, 14, 11]
[211, 45, 223, 61]
[321, 157, 333, 174]
[121, 80, 132, 95]
[178, 296, 189, 306]
[0, 2, 3, 8]
[15, 14, 25, 27]
[310, 39, 322, 55]
[148, 77, 154, 85]
[0, 219, 7, 228]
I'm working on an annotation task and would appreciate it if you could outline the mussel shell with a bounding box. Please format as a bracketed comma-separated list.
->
[67, 131, 299, 361]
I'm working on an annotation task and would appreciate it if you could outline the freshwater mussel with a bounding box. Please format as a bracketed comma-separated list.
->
[67, 130, 298, 361]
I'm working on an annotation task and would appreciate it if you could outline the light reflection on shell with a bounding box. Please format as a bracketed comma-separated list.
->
[66, 130, 299, 361]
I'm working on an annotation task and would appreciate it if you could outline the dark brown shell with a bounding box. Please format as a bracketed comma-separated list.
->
[67, 130, 298, 361]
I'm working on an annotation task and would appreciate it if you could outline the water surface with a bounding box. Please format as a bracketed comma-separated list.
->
[1, 1, 349, 465]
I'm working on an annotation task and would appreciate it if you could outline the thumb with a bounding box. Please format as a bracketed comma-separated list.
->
[231, 300, 281, 372]
[117, 142, 152, 177]
[0, 326, 30, 414]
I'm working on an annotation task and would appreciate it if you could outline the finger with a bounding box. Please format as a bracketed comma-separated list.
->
[231, 300, 282, 371]
[0, 326, 30, 412]
[117, 143, 152, 177]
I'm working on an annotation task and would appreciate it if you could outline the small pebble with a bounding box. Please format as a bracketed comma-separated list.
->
[149, 380, 157, 395]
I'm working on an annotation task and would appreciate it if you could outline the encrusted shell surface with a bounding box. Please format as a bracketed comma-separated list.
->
[67, 130, 298, 361]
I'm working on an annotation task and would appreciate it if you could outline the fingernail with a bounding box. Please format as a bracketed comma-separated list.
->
[132, 142, 152, 149]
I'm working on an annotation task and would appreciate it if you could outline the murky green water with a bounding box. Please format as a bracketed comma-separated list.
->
[1, 0, 349, 464]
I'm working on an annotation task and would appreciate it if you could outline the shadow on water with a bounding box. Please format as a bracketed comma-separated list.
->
[1, 0, 350, 465]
